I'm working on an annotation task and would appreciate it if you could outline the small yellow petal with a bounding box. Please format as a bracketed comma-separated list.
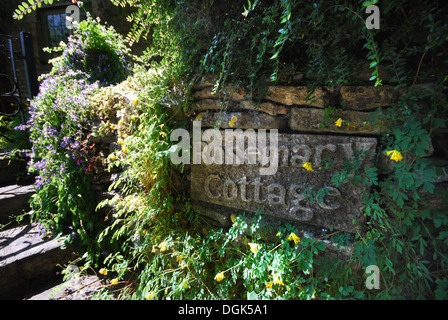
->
[386, 150, 403, 162]
[335, 118, 343, 127]
[273, 273, 284, 286]
[230, 116, 238, 123]
[248, 242, 261, 254]
[302, 162, 313, 171]
[214, 272, 225, 282]
[288, 232, 301, 244]
[146, 291, 155, 300]
[159, 242, 167, 252]
[110, 278, 118, 286]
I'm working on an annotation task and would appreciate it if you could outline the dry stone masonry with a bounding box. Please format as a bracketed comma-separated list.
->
[188, 77, 409, 241]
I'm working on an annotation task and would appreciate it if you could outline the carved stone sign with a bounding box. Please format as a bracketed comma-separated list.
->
[191, 133, 377, 232]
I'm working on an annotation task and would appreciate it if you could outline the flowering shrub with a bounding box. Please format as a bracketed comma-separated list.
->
[21, 17, 132, 252]
[46, 17, 132, 85]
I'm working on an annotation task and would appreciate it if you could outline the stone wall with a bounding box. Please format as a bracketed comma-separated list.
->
[187, 77, 447, 246]
[83, 78, 447, 251]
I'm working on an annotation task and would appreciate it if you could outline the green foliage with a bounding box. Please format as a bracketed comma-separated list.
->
[26, 17, 132, 254]
[16, 0, 448, 300]
[13, 0, 57, 20]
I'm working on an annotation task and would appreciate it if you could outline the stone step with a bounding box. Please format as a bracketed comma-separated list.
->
[0, 223, 76, 299]
[25, 273, 104, 300]
[0, 153, 27, 186]
[0, 184, 35, 227]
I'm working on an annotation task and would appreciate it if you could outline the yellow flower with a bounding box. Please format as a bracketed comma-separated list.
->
[110, 124, 115, 130]
[146, 291, 156, 300]
[288, 232, 301, 245]
[248, 242, 261, 255]
[99, 268, 108, 276]
[266, 281, 273, 289]
[159, 123, 165, 129]
[273, 273, 284, 286]
[228, 115, 238, 127]
[386, 150, 403, 162]
[110, 278, 118, 286]
[118, 120, 124, 126]
[138, 125, 143, 130]
[180, 260, 188, 270]
[176, 256, 183, 263]
[302, 162, 313, 171]
[230, 214, 237, 223]
[214, 272, 225, 282]
[335, 118, 343, 127]
[131, 115, 137, 121]
[159, 242, 168, 252]
[160, 132, 167, 138]
[110, 154, 116, 161]
[195, 112, 204, 121]
[151, 245, 158, 253]
[132, 99, 138, 105]
[117, 139, 123, 145]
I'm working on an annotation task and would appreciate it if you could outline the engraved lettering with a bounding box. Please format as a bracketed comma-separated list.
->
[290, 145, 311, 167]
[317, 186, 342, 210]
[314, 144, 337, 167]
[204, 174, 221, 199]
[252, 177, 266, 203]
[239, 177, 252, 202]
[267, 183, 286, 205]
[223, 179, 238, 200]
[288, 184, 314, 221]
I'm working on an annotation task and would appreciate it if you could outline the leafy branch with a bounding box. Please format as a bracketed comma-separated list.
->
[13, 0, 58, 20]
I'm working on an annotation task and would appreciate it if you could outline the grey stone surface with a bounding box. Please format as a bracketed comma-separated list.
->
[340, 85, 403, 110]
[191, 132, 377, 232]
[0, 224, 75, 299]
[289, 107, 380, 134]
[0, 184, 34, 224]
[197, 111, 285, 130]
[27, 274, 104, 300]
[265, 86, 328, 108]
[240, 100, 288, 116]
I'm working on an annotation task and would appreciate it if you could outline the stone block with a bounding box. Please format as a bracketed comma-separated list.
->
[340, 85, 403, 110]
[265, 86, 328, 108]
[0, 224, 75, 299]
[289, 107, 381, 134]
[197, 112, 285, 130]
[191, 132, 377, 232]
[240, 100, 288, 116]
